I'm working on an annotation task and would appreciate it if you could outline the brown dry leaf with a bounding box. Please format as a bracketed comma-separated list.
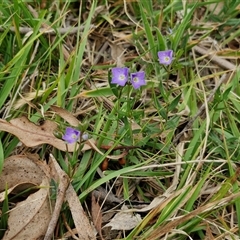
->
[109, 43, 125, 67]
[0, 155, 49, 191]
[50, 105, 79, 127]
[130, 187, 188, 213]
[66, 185, 97, 240]
[45, 154, 71, 240]
[3, 178, 51, 240]
[91, 194, 103, 239]
[104, 205, 142, 231]
[0, 155, 51, 240]
[49, 154, 96, 240]
[0, 116, 91, 152]
[92, 186, 121, 205]
[13, 90, 44, 110]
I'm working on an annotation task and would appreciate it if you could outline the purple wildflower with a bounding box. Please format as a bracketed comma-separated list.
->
[158, 50, 173, 65]
[62, 127, 81, 144]
[130, 72, 146, 89]
[111, 67, 129, 86]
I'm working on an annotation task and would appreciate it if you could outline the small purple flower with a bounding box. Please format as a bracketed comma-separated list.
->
[111, 67, 129, 86]
[62, 127, 81, 144]
[158, 50, 173, 65]
[130, 71, 146, 89]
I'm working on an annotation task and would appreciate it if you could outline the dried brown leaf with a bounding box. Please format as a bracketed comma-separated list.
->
[49, 154, 96, 240]
[3, 178, 51, 240]
[109, 43, 125, 67]
[50, 105, 79, 127]
[66, 185, 96, 240]
[0, 155, 49, 192]
[91, 194, 103, 239]
[0, 116, 91, 152]
[44, 154, 70, 240]
[0, 155, 51, 239]
[104, 205, 142, 231]
[92, 186, 121, 205]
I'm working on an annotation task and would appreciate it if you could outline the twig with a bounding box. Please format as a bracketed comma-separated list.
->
[0, 25, 96, 35]
[62, 213, 79, 240]
[173, 72, 234, 145]
[44, 154, 70, 240]
[193, 45, 237, 70]
[87, 138, 129, 160]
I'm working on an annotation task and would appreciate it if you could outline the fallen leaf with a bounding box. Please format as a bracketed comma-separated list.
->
[0, 155, 49, 191]
[0, 116, 92, 152]
[91, 194, 103, 239]
[44, 154, 70, 240]
[50, 105, 79, 127]
[13, 90, 44, 110]
[49, 154, 96, 240]
[0, 155, 51, 240]
[104, 205, 142, 230]
[109, 43, 125, 67]
[3, 179, 51, 240]
[66, 185, 97, 240]
[93, 186, 121, 205]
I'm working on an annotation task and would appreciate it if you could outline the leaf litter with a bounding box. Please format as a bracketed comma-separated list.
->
[0, 153, 96, 240]
[0, 155, 51, 240]
[0, 106, 97, 239]
[46, 154, 95, 240]
[104, 205, 142, 231]
[0, 116, 91, 153]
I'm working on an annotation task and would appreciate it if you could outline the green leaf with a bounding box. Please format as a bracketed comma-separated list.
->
[78, 87, 114, 98]
[168, 94, 181, 112]
[222, 86, 232, 100]
[172, 5, 196, 51]
[0, 187, 9, 238]
[155, 27, 167, 51]
[139, 0, 157, 60]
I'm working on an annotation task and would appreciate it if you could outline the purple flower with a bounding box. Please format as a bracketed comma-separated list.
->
[62, 127, 81, 144]
[158, 50, 173, 65]
[111, 67, 129, 86]
[130, 72, 146, 89]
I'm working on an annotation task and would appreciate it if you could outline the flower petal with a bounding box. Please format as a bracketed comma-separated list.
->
[130, 71, 146, 89]
[158, 50, 173, 65]
[111, 67, 129, 86]
[62, 127, 81, 144]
